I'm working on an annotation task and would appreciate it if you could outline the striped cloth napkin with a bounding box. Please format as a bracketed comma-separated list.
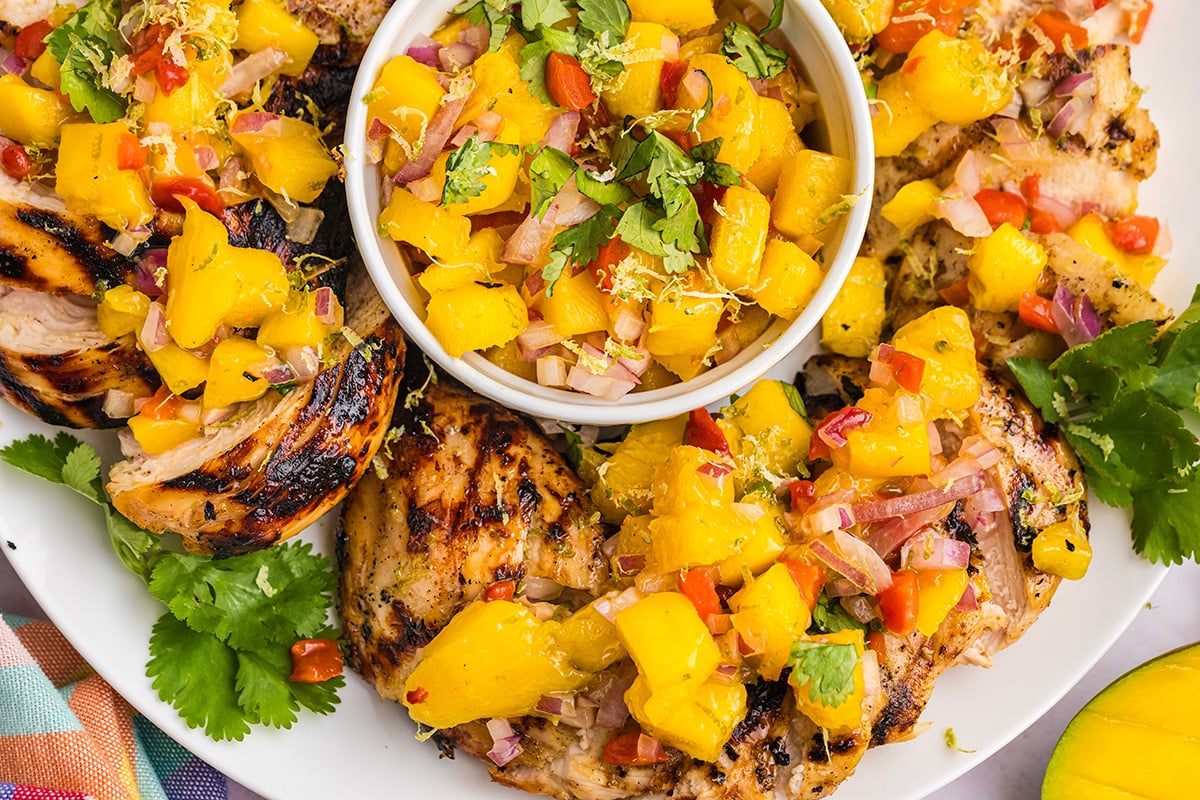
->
[0, 614, 226, 800]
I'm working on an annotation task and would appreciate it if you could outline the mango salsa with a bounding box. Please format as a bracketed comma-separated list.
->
[967, 223, 1048, 312]
[772, 150, 853, 239]
[902, 31, 1013, 126]
[601, 22, 677, 120]
[614, 592, 720, 690]
[230, 113, 338, 204]
[55, 123, 155, 231]
[822, 256, 887, 357]
[889, 306, 981, 418]
[625, 675, 746, 763]
[235, 0, 320, 76]
[0, 74, 74, 148]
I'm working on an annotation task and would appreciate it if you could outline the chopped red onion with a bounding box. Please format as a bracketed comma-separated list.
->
[485, 718, 523, 766]
[535, 694, 569, 716]
[824, 578, 860, 598]
[542, 111, 580, 152]
[200, 405, 234, 426]
[592, 587, 644, 622]
[590, 663, 636, 728]
[394, 96, 466, 184]
[284, 347, 320, 381]
[934, 194, 992, 238]
[613, 554, 646, 577]
[552, 178, 602, 226]
[902, 532, 971, 570]
[475, 111, 505, 137]
[504, 206, 558, 265]
[566, 363, 636, 400]
[953, 151, 981, 196]
[286, 206, 324, 245]
[536, 355, 569, 386]
[955, 582, 979, 611]
[994, 94, 1023, 119]
[407, 176, 440, 202]
[194, 146, 219, 171]
[230, 111, 282, 135]
[518, 320, 565, 352]
[1051, 284, 1101, 347]
[133, 74, 158, 103]
[439, 41, 478, 72]
[221, 48, 290, 99]
[102, 389, 136, 419]
[367, 117, 393, 141]
[258, 362, 294, 385]
[2, 53, 27, 76]
[677, 69, 711, 108]
[135, 249, 169, 297]
[522, 576, 563, 601]
[1047, 96, 1092, 139]
[958, 436, 1004, 470]
[1032, 194, 1079, 229]
[612, 307, 645, 342]
[313, 287, 337, 324]
[841, 594, 877, 624]
[140, 303, 170, 352]
[659, 33, 679, 60]
[810, 532, 893, 595]
[405, 35, 442, 67]
[460, 23, 490, 54]
[1055, 71, 1095, 98]
[451, 124, 479, 147]
[992, 118, 1038, 164]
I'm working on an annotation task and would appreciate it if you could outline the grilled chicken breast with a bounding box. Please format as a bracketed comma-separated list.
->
[106, 269, 404, 556]
[0, 287, 158, 427]
[338, 366, 609, 696]
[801, 354, 1086, 748]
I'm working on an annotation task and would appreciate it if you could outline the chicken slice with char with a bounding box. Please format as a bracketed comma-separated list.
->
[107, 269, 404, 556]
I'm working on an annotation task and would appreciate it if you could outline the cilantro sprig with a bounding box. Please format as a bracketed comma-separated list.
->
[442, 135, 519, 206]
[1008, 288, 1200, 565]
[46, 0, 129, 123]
[789, 639, 860, 708]
[0, 433, 343, 740]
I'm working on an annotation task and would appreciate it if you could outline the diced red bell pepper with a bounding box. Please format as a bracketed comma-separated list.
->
[483, 579, 516, 602]
[546, 52, 597, 111]
[603, 731, 671, 766]
[1018, 292, 1061, 334]
[677, 568, 723, 620]
[877, 569, 919, 636]
[686, 407, 731, 455]
[288, 638, 344, 683]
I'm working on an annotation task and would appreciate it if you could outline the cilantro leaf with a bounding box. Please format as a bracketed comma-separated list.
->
[147, 542, 336, 652]
[520, 0, 571, 30]
[542, 204, 622, 291]
[0, 432, 87, 488]
[690, 139, 741, 187]
[808, 591, 867, 635]
[1152, 316, 1200, 411]
[519, 28, 580, 102]
[558, 424, 586, 470]
[62, 444, 103, 501]
[1132, 479, 1200, 565]
[104, 505, 160, 580]
[1007, 357, 1065, 423]
[762, 0, 785, 34]
[575, 167, 634, 206]
[577, 0, 630, 41]
[147, 614, 251, 741]
[789, 639, 859, 707]
[442, 136, 519, 206]
[529, 145, 577, 218]
[721, 22, 789, 80]
[781, 382, 808, 420]
[454, 0, 515, 51]
[615, 202, 694, 273]
[45, 0, 128, 123]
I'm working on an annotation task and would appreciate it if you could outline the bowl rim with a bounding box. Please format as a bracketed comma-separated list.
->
[345, 0, 875, 425]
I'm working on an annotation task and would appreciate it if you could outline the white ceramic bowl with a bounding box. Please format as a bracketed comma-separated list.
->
[346, 0, 874, 425]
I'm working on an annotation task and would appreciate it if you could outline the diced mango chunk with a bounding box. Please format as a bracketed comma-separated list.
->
[820, 0, 895, 39]
[614, 591, 720, 690]
[821, 256, 886, 358]
[890, 306, 981, 418]
[378, 187, 472, 262]
[682, 54, 761, 173]
[626, 0, 717, 34]
[772, 150, 853, 239]
[872, 72, 936, 158]
[204, 335, 274, 410]
[424, 283, 529, 357]
[901, 31, 1013, 126]
[709, 185, 771, 292]
[881, 179, 941, 233]
[967, 222, 1048, 312]
[535, 269, 610, 337]
[366, 54, 446, 151]
[235, 0, 320, 76]
[55, 123, 155, 231]
[0, 74, 74, 147]
[625, 675, 746, 763]
[230, 113, 338, 204]
[752, 239, 822, 320]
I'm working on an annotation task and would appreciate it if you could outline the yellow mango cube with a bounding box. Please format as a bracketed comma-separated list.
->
[745, 96, 804, 195]
[652, 445, 735, 514]
[967, 222, 1048, 312]
[552, 604, 628, 673]
[98, 286, 152, 340]
[820, 0, 895, 39]
[730, 562, 810, 680]
[235, 0, 320, 76]
[1067, 213, 1165, 290]
[1032, 519, 1093, 581]
[727, 380, 812, 475]
[752, 239, 822, 320]
[881, 179, 941, 233]
[256, 290, 344, 353]
[55, 123, 155, 231]
[645, 278, 724, 357]
[141, 55, 229, 133]
[709, 185, 771, 292]
[378, 187, 472, 262]
[366, 54, 446, 152]
[601, 22, 677, 120]
[231, 113, 338, 204]
[424, 283, 528, 357]
[417, 262, 491, 294]
[871, 72, 937, 158]
[432, 119, 523, 215]
[716, 507, 787, 585]
[614, 591, 720, 690]
[890, 306, 981, 418]
[682, 54, 760, 173]
[0, 74, 73, 147]
[625, 676, 746, 763]
[482, 339, 538, 382]
[626, 0, 716, 34]
[165, 200, 289, 348]
[404, 600, 590, 729]
[535, 269, 609, 337]
[128, 415, 202, 456]
[461, 44, 559, 145]
[144, 342, 211, 395]
[772, 150, 853, 239]
[790, 629, 866, 731]
[204, 336, 274, 409]
[821, 256, 886, 358]
[30, 51, 60, 91]
[915, 568, 969, 636]
[834, 387, 932, 478]
[902, 31, 1013, 126]
[589, 415, 688, 522]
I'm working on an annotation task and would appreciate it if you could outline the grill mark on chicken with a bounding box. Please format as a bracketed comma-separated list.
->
[0, 201, 134, 296]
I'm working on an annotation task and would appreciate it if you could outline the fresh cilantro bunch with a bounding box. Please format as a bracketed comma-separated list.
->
[46, 0, 129, 123]
[1009, 287, 1200, 565]
[0, 433, 344, 740]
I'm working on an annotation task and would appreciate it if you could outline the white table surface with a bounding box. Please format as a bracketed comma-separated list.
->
[3, 549, 1195, 799]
